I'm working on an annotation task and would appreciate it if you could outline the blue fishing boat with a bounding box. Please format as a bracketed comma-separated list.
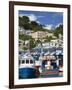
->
[19, 54, 40, 79]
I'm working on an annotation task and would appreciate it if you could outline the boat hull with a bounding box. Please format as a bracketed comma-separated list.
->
[19, 67, 40, 79]
[40, 69, 59, 77]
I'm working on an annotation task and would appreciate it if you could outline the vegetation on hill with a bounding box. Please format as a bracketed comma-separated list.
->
[19, 16, 63, 49]
[19, 34, 32, 41]
[19, 16, 52, 33]
[19, 33, 36, 49]
[54, 25, 63, 38]
[44, 36, 53, 42]
[19, 16, 30, 30]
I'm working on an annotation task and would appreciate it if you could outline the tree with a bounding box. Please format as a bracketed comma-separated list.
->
[19, 17, 23, 28]
[19, 16, 30, 30]
[54, 24, 63, 38]
[29, 38, 36, 49]
[36, 39, 41, 43]
[19, 34, 32, 41]
[44, 36, 53, 42]
[19, 33, 36, 49]
[30, 21, 43, 32]
[31, 21, 39, 26]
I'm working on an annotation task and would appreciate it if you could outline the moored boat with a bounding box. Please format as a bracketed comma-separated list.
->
[19, 54, 40, 79]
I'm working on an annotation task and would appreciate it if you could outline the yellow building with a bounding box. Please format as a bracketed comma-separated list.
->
[31, 31, 53, 40]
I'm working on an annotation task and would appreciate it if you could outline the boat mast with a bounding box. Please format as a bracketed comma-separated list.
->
[39, 39, 43, 69]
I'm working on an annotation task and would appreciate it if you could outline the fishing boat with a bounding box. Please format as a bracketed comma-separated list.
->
[38, 43, 60, 78]
[19, 54, 40, 79]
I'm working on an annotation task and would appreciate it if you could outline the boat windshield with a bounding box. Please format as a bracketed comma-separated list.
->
[22, 60, 25, 64]
[30, 60, 33, 64]
[20, 59, 34, 64]
[26, 60, 29, 64]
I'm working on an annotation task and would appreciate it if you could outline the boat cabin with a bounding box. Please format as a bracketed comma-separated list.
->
[19, 55, 35, 68]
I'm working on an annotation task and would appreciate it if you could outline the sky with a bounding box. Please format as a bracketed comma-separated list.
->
[19, 10, 63, 30]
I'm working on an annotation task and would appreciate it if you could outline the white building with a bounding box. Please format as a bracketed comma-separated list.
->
[19, 27, 33, 36]
[19, 39, 29, 50]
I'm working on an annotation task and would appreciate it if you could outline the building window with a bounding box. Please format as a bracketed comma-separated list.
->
[19, 44, 21, 46]
[19, 41, 21, 43]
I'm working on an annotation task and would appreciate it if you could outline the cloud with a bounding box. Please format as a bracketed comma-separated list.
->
[36, 21, 40, 24]
[19, 14, 24, 17]
[43, 24, 55, 30]
[19, 14, 37, 21]
[28, 14, 37, 21]
[43, 23, 63, 30]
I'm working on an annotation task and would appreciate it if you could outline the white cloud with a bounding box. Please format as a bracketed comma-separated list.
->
[19, 14, 37, 21]
[36, 21, 40, 24]
[43, 24, 54, 30]
[19, 14, 24, 17]
[28, 14, 37, 21]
